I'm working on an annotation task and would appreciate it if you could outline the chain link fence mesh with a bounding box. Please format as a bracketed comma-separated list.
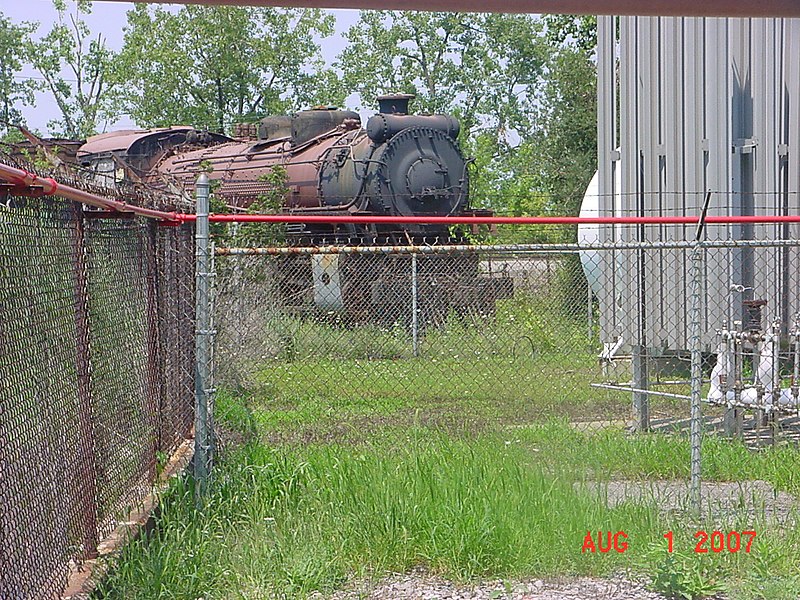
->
[5, 161, 800, 597]
[214, 246, 623, 446]
[0, 193, 194, 599]
[213, 236, 800, 447]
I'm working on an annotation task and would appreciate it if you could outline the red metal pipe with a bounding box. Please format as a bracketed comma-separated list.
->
[172, 213, 800, 225]
[4, 162, 800, 227]
[0, 163, 180, 221]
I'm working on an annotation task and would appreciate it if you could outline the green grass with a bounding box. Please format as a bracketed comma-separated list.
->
[512, 422, 800, 494]
[248, 354, 625, 430]
[98, 409, 800, 599]
[98, 287, 800, 599]
[99, 431, 664, 598]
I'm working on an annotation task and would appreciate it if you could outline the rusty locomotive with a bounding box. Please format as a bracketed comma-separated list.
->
[77, 93, 487, 243]
[74, 94, 512, 320]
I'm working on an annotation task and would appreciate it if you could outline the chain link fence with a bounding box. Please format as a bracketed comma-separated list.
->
[213, 235, 800, 447]
[0, 193, 195, 598]
[6, 161, 800, 597]
[214, 247, 604, 444]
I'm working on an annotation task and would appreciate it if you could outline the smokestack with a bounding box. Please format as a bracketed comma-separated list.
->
[377, 93, 415, 115]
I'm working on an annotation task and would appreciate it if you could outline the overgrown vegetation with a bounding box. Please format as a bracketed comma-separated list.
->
[97, 415, 800, 599]
[98, 278, 800, 599]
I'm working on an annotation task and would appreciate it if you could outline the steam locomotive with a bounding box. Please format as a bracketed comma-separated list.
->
[76, 94, 487, 243]
[74, 94, 511, 319]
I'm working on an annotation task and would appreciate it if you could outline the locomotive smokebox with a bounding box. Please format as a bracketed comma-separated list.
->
[319, 95, 468, 220]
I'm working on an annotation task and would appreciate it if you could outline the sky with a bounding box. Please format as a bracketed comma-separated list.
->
[0, 0, 361, 135]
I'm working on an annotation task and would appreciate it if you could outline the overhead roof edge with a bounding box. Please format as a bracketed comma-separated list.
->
[105, 0, 800, 18]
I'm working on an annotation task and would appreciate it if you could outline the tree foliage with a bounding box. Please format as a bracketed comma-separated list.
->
[3, 4, 597, 241]
[471, 19, 597, 236]
[338, 11, 547, 138]
[529, 46, 597, 219]
[114, 5, 339, 133]
[26, 0, 116, 138]
[0, 15, 37, 137]
[542, 14, 597, 53]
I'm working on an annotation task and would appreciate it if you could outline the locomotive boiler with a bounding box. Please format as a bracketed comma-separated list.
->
[75, 95, 512, 319]
[76, 94, 477, 244]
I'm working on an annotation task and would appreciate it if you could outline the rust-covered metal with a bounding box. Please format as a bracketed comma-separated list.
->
[136, 98, 472, 242]
[153, 130, 347, 209]
[78, 127, 232, 185]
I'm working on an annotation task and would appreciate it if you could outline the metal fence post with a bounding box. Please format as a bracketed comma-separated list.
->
[587, 273, 594, 342]
[144, 221, 164, 477]
[71, 202, 99, 559]
[633, 234, 650, 432]
[688, 242, 705, 516]
[194, 174, 213, 489]
[632, 346, 650, 432]
[411, 253, 419, 357]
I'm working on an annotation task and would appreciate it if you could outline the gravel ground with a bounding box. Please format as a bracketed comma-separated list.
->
[312, 571, 674, 600]
[577, 479, 798, 525]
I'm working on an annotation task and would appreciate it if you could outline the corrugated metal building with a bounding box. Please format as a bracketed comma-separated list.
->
[595, 17, 800, 351]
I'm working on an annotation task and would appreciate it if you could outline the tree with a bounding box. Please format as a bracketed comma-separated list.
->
[338, 11, 553, 232]
[527, 46, 597, 220]
[337, 11, 547, 139]
[26, 0, 116, 138]
[0, 15, 37, 138]
[542, 14, 597, 53]
[466, 18, 596, 243]
[114, 5, 339, 133]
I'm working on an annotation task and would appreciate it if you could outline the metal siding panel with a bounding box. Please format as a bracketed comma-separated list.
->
[606, 15, 797, 352]
[785, 20, 800, 318]
[730, 19, 752, 327]
[760, 17, 780, 317]
[686, 19, 715, 338]
[597, 15, 614, 223]
[703, 19, 733, 337]
[639, 18, 661, 347]
[750, 19, 769, 312]
[597, 15, 617, 342]
[662, 17, 684, 347]
[705, 19, 731, 215]
[616, 16, 639, 342]
[757, 19, 781, 323]
[776, 19, 790, 326]
[649, 15, 660, 335]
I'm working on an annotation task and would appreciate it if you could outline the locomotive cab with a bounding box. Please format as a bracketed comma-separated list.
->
[77, 127, 231, 187]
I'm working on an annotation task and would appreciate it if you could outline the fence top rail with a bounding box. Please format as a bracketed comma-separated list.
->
[0, 161, 180, 221]
[215, 238, 800, 256]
